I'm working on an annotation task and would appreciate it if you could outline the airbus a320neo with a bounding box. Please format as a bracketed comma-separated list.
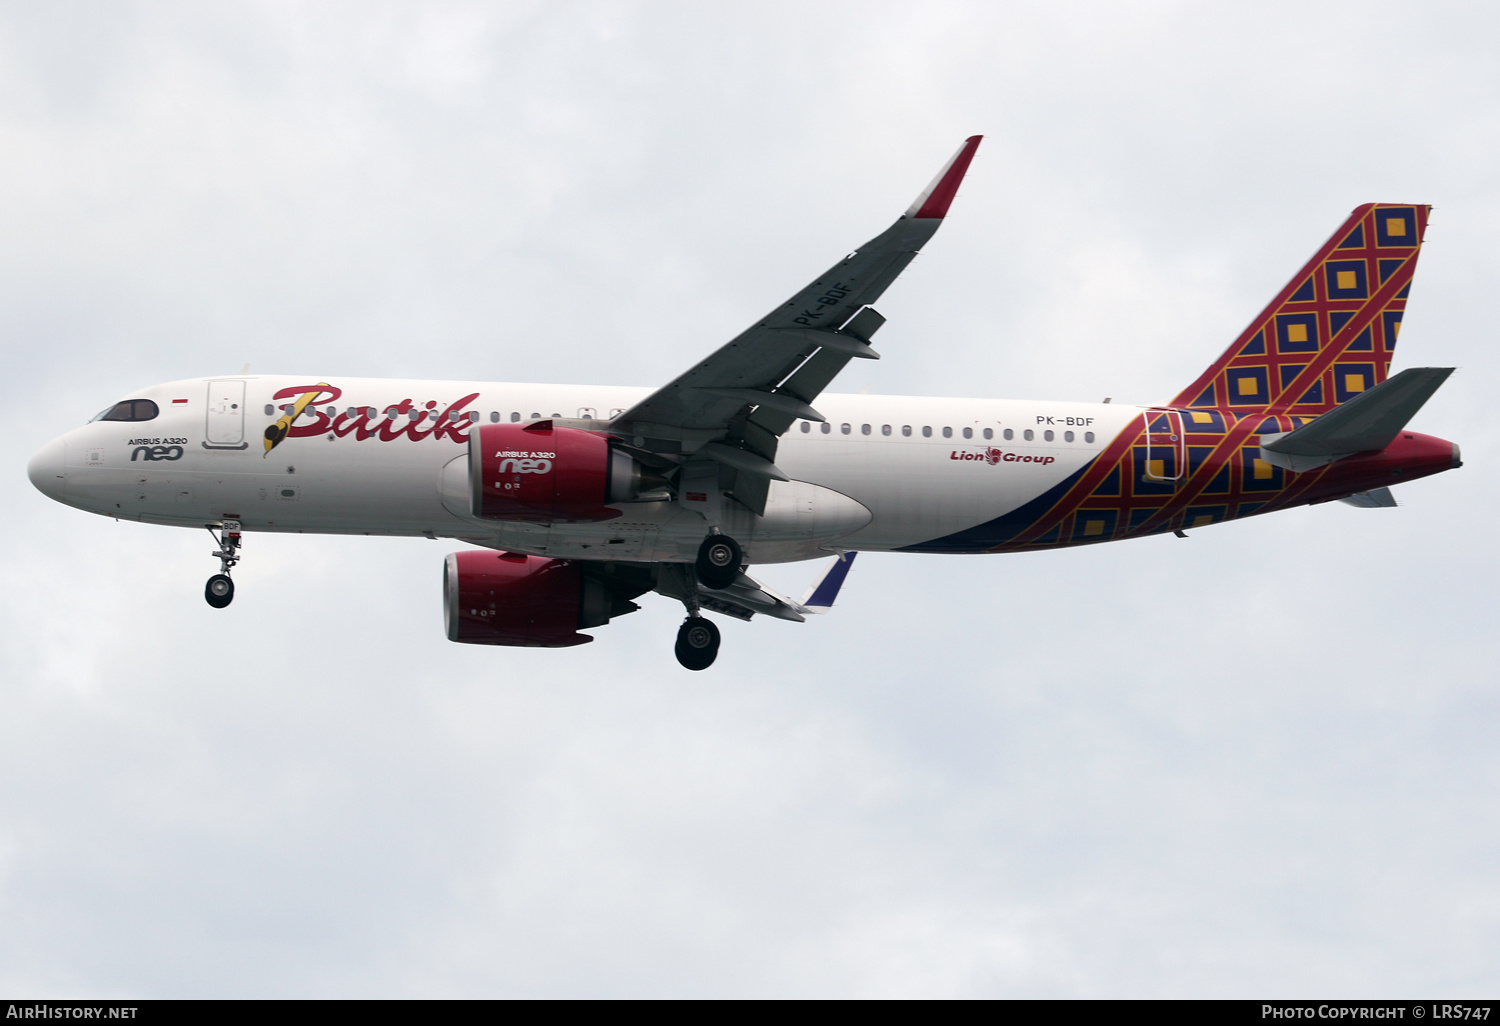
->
[29, 137, 1459, 669]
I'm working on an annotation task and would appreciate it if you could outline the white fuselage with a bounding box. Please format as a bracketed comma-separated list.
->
[31, 376, 1144, 562]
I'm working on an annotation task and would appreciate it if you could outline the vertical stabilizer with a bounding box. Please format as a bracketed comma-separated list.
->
[1172, 205, 1429, 414]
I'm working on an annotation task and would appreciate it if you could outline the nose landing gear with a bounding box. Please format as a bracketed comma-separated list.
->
[204, 519, 241, 609]
[205, 574, 234, 608]
[675, 616, 720, 671]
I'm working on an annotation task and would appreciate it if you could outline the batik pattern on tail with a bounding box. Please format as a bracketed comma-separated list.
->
[901, 204, 1443, 555]
[1173, 204, 1428, 414]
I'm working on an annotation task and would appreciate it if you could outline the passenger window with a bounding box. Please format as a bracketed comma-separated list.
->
[530, 413, 541, 419]
[942, 427, 952, 438]
[264, 404, 274, 416]
[962, 427, 972, 439]
[510, 412, 520, 422]
[800, 421, 811, 433]
[902, 425, 912, 437]
[821, 422, 831, 434]
[922, 426, 932, 437]
[469, 411, 480, 422]
[882, 424, 891, 436]
[841, 423, 851, 434]
[1003, 429, 1013, 440]
[1044, 429, 1054, 442]
[1085, 431, 1095, 443]
[1064, 431, 1074, 442]
[983, 428, 993, 440]
[1023, 429, 1034, 441]
[861, 424, 871, 435]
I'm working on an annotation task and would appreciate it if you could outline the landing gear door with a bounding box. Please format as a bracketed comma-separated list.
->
[205, 380, 247, 448]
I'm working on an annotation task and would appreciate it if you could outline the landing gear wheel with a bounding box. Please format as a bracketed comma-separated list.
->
[205, 520, 242, 609]
[674, 616, 720, 671]
[695, 534, 742, 590]
[205, 574, 235, 609]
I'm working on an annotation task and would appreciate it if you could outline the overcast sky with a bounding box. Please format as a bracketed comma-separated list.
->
[2, 0, 1497, 997]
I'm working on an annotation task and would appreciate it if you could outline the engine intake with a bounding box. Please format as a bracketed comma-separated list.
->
[444, 550, 636, 648]
[468, 422, 663, 521]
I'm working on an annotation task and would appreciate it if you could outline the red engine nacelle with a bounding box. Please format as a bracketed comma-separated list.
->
[444, 549, 623, 648]
[468, 422, 657, 522]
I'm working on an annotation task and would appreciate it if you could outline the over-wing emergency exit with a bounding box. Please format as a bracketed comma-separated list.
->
[28, 136, 1460, 668]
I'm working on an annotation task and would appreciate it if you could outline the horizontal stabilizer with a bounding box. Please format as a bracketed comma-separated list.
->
[1339, 487, 1399, 508]
[1260, 367, 1454, 472]
[800, 551, 857, 612]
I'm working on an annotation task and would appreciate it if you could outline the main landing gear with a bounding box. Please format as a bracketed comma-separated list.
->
[675, 616, 720, 671]
[695, 532, 742, 590]
[204, 519, 242, 609]
[670, 532, 743, 670]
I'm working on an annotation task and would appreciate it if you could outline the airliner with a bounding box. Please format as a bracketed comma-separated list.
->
[27, 136, 1460, 669]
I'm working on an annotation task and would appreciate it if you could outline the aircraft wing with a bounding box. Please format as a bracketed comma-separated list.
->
[649, 550, 860, 623]
[611, 136, 982, 512]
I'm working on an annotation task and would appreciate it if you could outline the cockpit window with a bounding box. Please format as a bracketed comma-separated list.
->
[94, 399, 160, 422]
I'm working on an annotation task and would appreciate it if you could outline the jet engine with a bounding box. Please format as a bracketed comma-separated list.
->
[443, 549, 637, 647]
[468, 422, 665, 522]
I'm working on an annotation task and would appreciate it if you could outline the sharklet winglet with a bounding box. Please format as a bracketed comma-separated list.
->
[800, 551, 857, 612]
[905, 136, 983, 220]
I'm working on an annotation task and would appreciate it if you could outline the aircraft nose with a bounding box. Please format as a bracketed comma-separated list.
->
[28, 436, 67, 501]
